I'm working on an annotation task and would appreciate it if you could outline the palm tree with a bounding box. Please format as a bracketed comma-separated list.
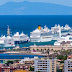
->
[47, 49, 50, 57]
[37, 49, 39, 51]
[45, 49, 46, 50]
[41, 49, 42, 51]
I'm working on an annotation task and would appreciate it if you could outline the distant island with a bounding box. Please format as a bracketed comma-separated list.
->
[0, 1, 72, 15]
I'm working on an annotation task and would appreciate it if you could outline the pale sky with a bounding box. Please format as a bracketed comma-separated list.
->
[0, 0, 72, 7]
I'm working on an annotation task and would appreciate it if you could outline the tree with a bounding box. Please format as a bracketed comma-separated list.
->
[57, 69, 62, 72]
[6, 61, 14, 66]
[29, 66, 34, 71]
[37, 49, 39, 51]
[57, 55, 67, 60]
[41, 49, 42, 51]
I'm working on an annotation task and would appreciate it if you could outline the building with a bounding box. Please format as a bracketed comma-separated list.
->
[34, 58, 57, 72]
[19, 57, 38, 71]
[30, 42, 72, 54]
[14, 69, 27, 72]
[64, 59, 72, 72]
[19, 57, 34, 65]
[64, 54, 72, 72]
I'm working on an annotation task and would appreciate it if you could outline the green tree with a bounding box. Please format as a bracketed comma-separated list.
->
[6, 61, 14, 66]
[57, 69, 62, 72]
[29, 66, 34, 71]
[37, 49, 39, 51]
[41, 49, 42, 51]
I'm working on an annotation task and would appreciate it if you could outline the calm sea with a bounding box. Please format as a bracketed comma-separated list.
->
[0, 53, 44, 63]
[0, 15, 72, 47]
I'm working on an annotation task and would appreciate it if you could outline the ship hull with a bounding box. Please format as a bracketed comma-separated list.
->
[30, 37, 52, 42]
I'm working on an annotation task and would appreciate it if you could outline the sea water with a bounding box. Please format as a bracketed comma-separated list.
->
[0, 15, 72, 47]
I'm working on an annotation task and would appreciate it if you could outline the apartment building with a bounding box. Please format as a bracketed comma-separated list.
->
[34, 58, 56, 72]
[64, 59, 72, 72]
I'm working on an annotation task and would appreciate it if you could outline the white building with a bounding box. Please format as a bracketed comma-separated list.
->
[19, 56, 38, 64]
[34, 58, 57, 72]
[64, 59, 72, 72]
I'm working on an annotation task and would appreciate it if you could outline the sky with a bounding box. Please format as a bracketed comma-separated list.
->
[0, 0, 72, 7]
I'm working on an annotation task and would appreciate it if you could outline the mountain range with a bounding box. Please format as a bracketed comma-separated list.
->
[0, 1, 72, 15]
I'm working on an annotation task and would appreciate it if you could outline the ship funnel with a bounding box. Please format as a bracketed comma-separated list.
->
[38, 25, 41, 30]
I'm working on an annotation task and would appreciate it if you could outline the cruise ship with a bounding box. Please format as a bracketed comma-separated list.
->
[51, 24, 61, 40]
[0, 26, 15, 47]
[30, 25, 53, 42]
[30, 25, 61, 42]
[30, 24, 72, 42]
[54, 34, 72, 45]
[12, 32, 29, 44]
[61, 24, 72, 36]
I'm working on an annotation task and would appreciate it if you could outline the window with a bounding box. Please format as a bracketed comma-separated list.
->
[68, 66, 70, 68]
[38, 61, 42, 62]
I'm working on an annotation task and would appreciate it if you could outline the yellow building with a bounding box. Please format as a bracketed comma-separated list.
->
[14, 69, 27, 72]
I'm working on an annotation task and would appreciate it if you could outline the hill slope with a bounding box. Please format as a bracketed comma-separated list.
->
[0, 1, 72, 15]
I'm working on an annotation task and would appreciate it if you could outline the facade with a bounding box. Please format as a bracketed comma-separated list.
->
[34, 58, 56, 72]
[64, 59, 72, 72]
[19, 57, 34, 65]
[30, 42, 72, 53]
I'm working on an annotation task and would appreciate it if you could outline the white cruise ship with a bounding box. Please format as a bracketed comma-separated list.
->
[12, 32, 29, 44]
[61, 24, 72, 36]
[0, 26, 15, 47]
[51, 24, 61, 40]
[30, 25, 53, 42]
[61, 24, 71, 31]
[54, 34, 72, 45]
[30, 24, 72, 42]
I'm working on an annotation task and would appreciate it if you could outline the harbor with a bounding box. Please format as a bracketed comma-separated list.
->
[0, 24, 72, 48]
[0, 23, 72, 72]
[0, 24, 72, 53]
[0, 1, 72, 70]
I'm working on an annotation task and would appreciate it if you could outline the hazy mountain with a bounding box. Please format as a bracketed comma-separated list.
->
[0, 1, 72, 15]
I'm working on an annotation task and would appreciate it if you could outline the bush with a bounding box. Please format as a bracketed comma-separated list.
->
[60, 61, 64, 63]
